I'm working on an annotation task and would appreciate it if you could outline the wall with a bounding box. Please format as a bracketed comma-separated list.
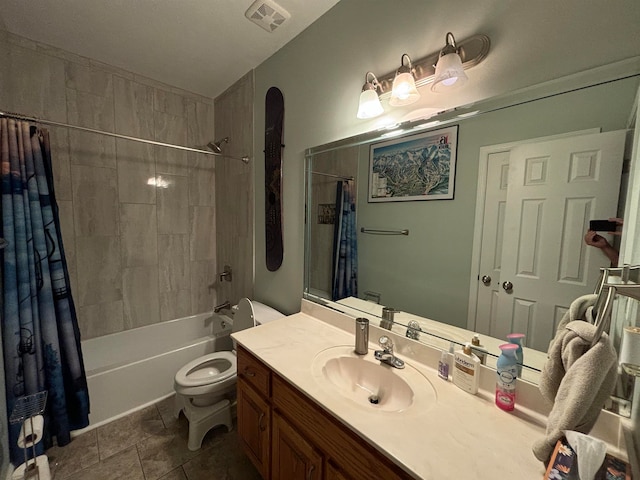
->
[253, 0, 640, 314]
[0, 30, 218, 339]
[214, 72, 255, 305]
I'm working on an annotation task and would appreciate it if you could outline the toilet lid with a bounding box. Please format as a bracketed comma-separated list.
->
[175, 351, 237, 387]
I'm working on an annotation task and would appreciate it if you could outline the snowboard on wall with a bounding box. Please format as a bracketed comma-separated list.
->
[264, 86, 284, 271]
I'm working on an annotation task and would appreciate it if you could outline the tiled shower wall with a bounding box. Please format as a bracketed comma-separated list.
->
[0, 30, 230, 339]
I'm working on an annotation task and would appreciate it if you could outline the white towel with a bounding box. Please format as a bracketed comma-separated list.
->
[532, 320, 617, 464]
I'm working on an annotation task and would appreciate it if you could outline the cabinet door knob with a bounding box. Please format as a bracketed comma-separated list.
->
[244, 367, 256, 377]
[258, 412, 266, 432]
[481, 275, 492, 286]
[502, 281, 513, 293]
[307, 465, 315, 480]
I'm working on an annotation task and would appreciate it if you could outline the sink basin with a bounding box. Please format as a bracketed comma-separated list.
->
[311, 346, 436, 413]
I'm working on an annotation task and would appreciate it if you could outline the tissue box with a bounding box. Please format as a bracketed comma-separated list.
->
[600, 455, 632, 480]
[543, 439, 632, 480]
[544, 439, 578, 480]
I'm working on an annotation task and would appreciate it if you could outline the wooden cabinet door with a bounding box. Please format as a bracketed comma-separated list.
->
[272, 411, 322, 480]
[238, 378, 271, 479]
[325, 460, 354, 480]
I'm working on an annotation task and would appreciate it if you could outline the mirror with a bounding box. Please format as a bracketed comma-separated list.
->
[304, 63, 640, 412]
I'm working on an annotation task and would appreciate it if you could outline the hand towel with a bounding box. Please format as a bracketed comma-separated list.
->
[554, 294, 597, 334]
[532, 320, 617, 464]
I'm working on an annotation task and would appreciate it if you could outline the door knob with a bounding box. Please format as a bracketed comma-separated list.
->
[481, 275, 492, 286]
[502, 281, 513, 293]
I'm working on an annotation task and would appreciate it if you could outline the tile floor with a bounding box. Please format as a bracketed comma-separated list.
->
[45, 395, 262, 480]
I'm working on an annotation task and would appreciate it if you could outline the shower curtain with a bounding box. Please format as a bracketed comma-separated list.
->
[0, 118, 89, 464]
[332, 180, 358, 301]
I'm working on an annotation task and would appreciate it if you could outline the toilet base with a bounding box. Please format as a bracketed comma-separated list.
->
[175, 395, 233, 451]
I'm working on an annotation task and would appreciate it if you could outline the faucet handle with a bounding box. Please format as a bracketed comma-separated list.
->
[378, 335, 393, 353]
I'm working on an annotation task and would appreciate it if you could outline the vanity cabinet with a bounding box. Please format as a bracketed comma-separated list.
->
[236, 346, 412, 480]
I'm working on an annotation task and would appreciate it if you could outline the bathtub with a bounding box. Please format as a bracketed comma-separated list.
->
[81, 311, 233, 427]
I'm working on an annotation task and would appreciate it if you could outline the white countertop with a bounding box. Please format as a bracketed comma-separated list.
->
[233, 309, 550, 479]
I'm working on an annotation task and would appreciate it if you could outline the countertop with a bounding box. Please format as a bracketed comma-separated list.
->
[233, 310, 550, 479]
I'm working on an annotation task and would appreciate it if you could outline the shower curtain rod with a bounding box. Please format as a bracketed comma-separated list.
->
[0, 109, 250, 163]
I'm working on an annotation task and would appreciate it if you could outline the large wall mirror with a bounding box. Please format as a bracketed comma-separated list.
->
[304, 61, 640, 416]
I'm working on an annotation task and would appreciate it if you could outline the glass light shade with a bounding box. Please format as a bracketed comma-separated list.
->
[357, 89, 384, 119]
[431, 52, 468, 92]
[389, 72, 420, 106]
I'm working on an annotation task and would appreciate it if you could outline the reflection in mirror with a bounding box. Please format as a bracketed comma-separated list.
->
[304, 64, 640, 416]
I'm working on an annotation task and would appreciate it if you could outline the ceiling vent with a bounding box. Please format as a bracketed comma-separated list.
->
[245, 0, 290, 32]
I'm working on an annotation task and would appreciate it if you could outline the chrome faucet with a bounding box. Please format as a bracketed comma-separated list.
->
[214, 301, 231, 313]
[405, 320, 421, 340]
[374, 336, 405, 369]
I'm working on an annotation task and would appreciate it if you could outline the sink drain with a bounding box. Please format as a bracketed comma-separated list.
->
[368, 394, 380, 405]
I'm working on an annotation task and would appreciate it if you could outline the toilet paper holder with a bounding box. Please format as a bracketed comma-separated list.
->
[9, 391, 48, 480]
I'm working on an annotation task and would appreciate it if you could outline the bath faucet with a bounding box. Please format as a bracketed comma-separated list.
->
[214, 301, 231, 313]
[374, 336, 405, 369]
[218, 265, 232, 282]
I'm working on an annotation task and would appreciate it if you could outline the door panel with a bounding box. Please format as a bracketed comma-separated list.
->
[475, 131, 625, 351]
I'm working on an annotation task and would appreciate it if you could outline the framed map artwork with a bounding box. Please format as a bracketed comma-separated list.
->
[368, 125, 458, 202]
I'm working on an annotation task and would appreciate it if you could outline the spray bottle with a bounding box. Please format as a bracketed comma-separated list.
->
[496, 343, 519, 411]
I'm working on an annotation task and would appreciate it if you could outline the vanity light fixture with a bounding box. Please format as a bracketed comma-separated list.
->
[389, 54, 421, 107]
[431, 32, 468, 92]
[357, 72, 384, 119]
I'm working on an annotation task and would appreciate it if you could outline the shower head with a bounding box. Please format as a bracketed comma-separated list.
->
[206, 137, 229, 154]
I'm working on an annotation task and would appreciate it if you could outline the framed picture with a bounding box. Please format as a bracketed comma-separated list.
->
[368, 125, 458, 202]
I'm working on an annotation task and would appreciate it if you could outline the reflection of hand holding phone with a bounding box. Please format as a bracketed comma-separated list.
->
[589, 220, 618, 232]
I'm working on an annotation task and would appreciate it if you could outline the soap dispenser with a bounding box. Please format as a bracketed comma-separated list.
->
[354, 318, 369, 355]
[452, 343, 480, 394]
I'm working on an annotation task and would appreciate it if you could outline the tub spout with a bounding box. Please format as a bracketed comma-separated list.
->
[214, 301, 231, 313]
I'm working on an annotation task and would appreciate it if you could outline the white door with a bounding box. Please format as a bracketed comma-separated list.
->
[474, 151, 510, 337]
[475, 131, 625, 351]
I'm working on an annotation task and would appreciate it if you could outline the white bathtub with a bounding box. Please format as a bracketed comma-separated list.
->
[81, 311, 233, 427]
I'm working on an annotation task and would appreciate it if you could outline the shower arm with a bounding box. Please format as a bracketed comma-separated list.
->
[0, 109, 250, 164]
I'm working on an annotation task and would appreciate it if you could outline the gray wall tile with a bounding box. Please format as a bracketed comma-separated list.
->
[76, 236, 122, 307]
[120, 203, 158, 267]
[123, 266, 160, 329]
[71, 165, 119, 237]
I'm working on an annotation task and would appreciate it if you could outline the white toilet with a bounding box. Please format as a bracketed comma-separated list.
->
[173, 298, 284, 450]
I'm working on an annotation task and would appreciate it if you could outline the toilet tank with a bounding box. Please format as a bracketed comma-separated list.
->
[233, 298, 284, 333]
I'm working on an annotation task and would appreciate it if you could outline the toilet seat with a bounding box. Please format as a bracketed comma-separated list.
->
[174, 351, 237, 397]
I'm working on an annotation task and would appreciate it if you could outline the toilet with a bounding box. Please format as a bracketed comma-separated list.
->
[173, 298, 284, 450]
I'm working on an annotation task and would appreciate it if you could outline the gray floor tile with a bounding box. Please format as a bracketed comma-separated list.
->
[48, 429, 100, 480]
[182, 430, 261, 480]
[46, 399, 255, 480]
[97, 405, 165, 460]
[159, 466, 188, 480]
[65, 448, 144, 480]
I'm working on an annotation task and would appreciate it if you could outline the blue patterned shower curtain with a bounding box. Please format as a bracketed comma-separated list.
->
[1, 119, 89, 464]
[332, 180, 358, 301]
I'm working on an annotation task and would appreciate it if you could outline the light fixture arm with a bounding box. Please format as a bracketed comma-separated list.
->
[397, 53, 414, 75]
[363, 71, 383, 92]
[441, 32, 458, 55]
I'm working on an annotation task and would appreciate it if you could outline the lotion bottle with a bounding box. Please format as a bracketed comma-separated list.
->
[452, 343, 480, 394]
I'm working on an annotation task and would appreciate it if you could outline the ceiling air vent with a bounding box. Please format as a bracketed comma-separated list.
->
[245, 0, 290, 32]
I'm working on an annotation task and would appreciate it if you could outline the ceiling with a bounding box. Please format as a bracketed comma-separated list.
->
[0, 0, 340, 99]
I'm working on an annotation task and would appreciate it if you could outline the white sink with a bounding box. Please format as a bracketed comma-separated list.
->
[311, 346, 437, 413]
